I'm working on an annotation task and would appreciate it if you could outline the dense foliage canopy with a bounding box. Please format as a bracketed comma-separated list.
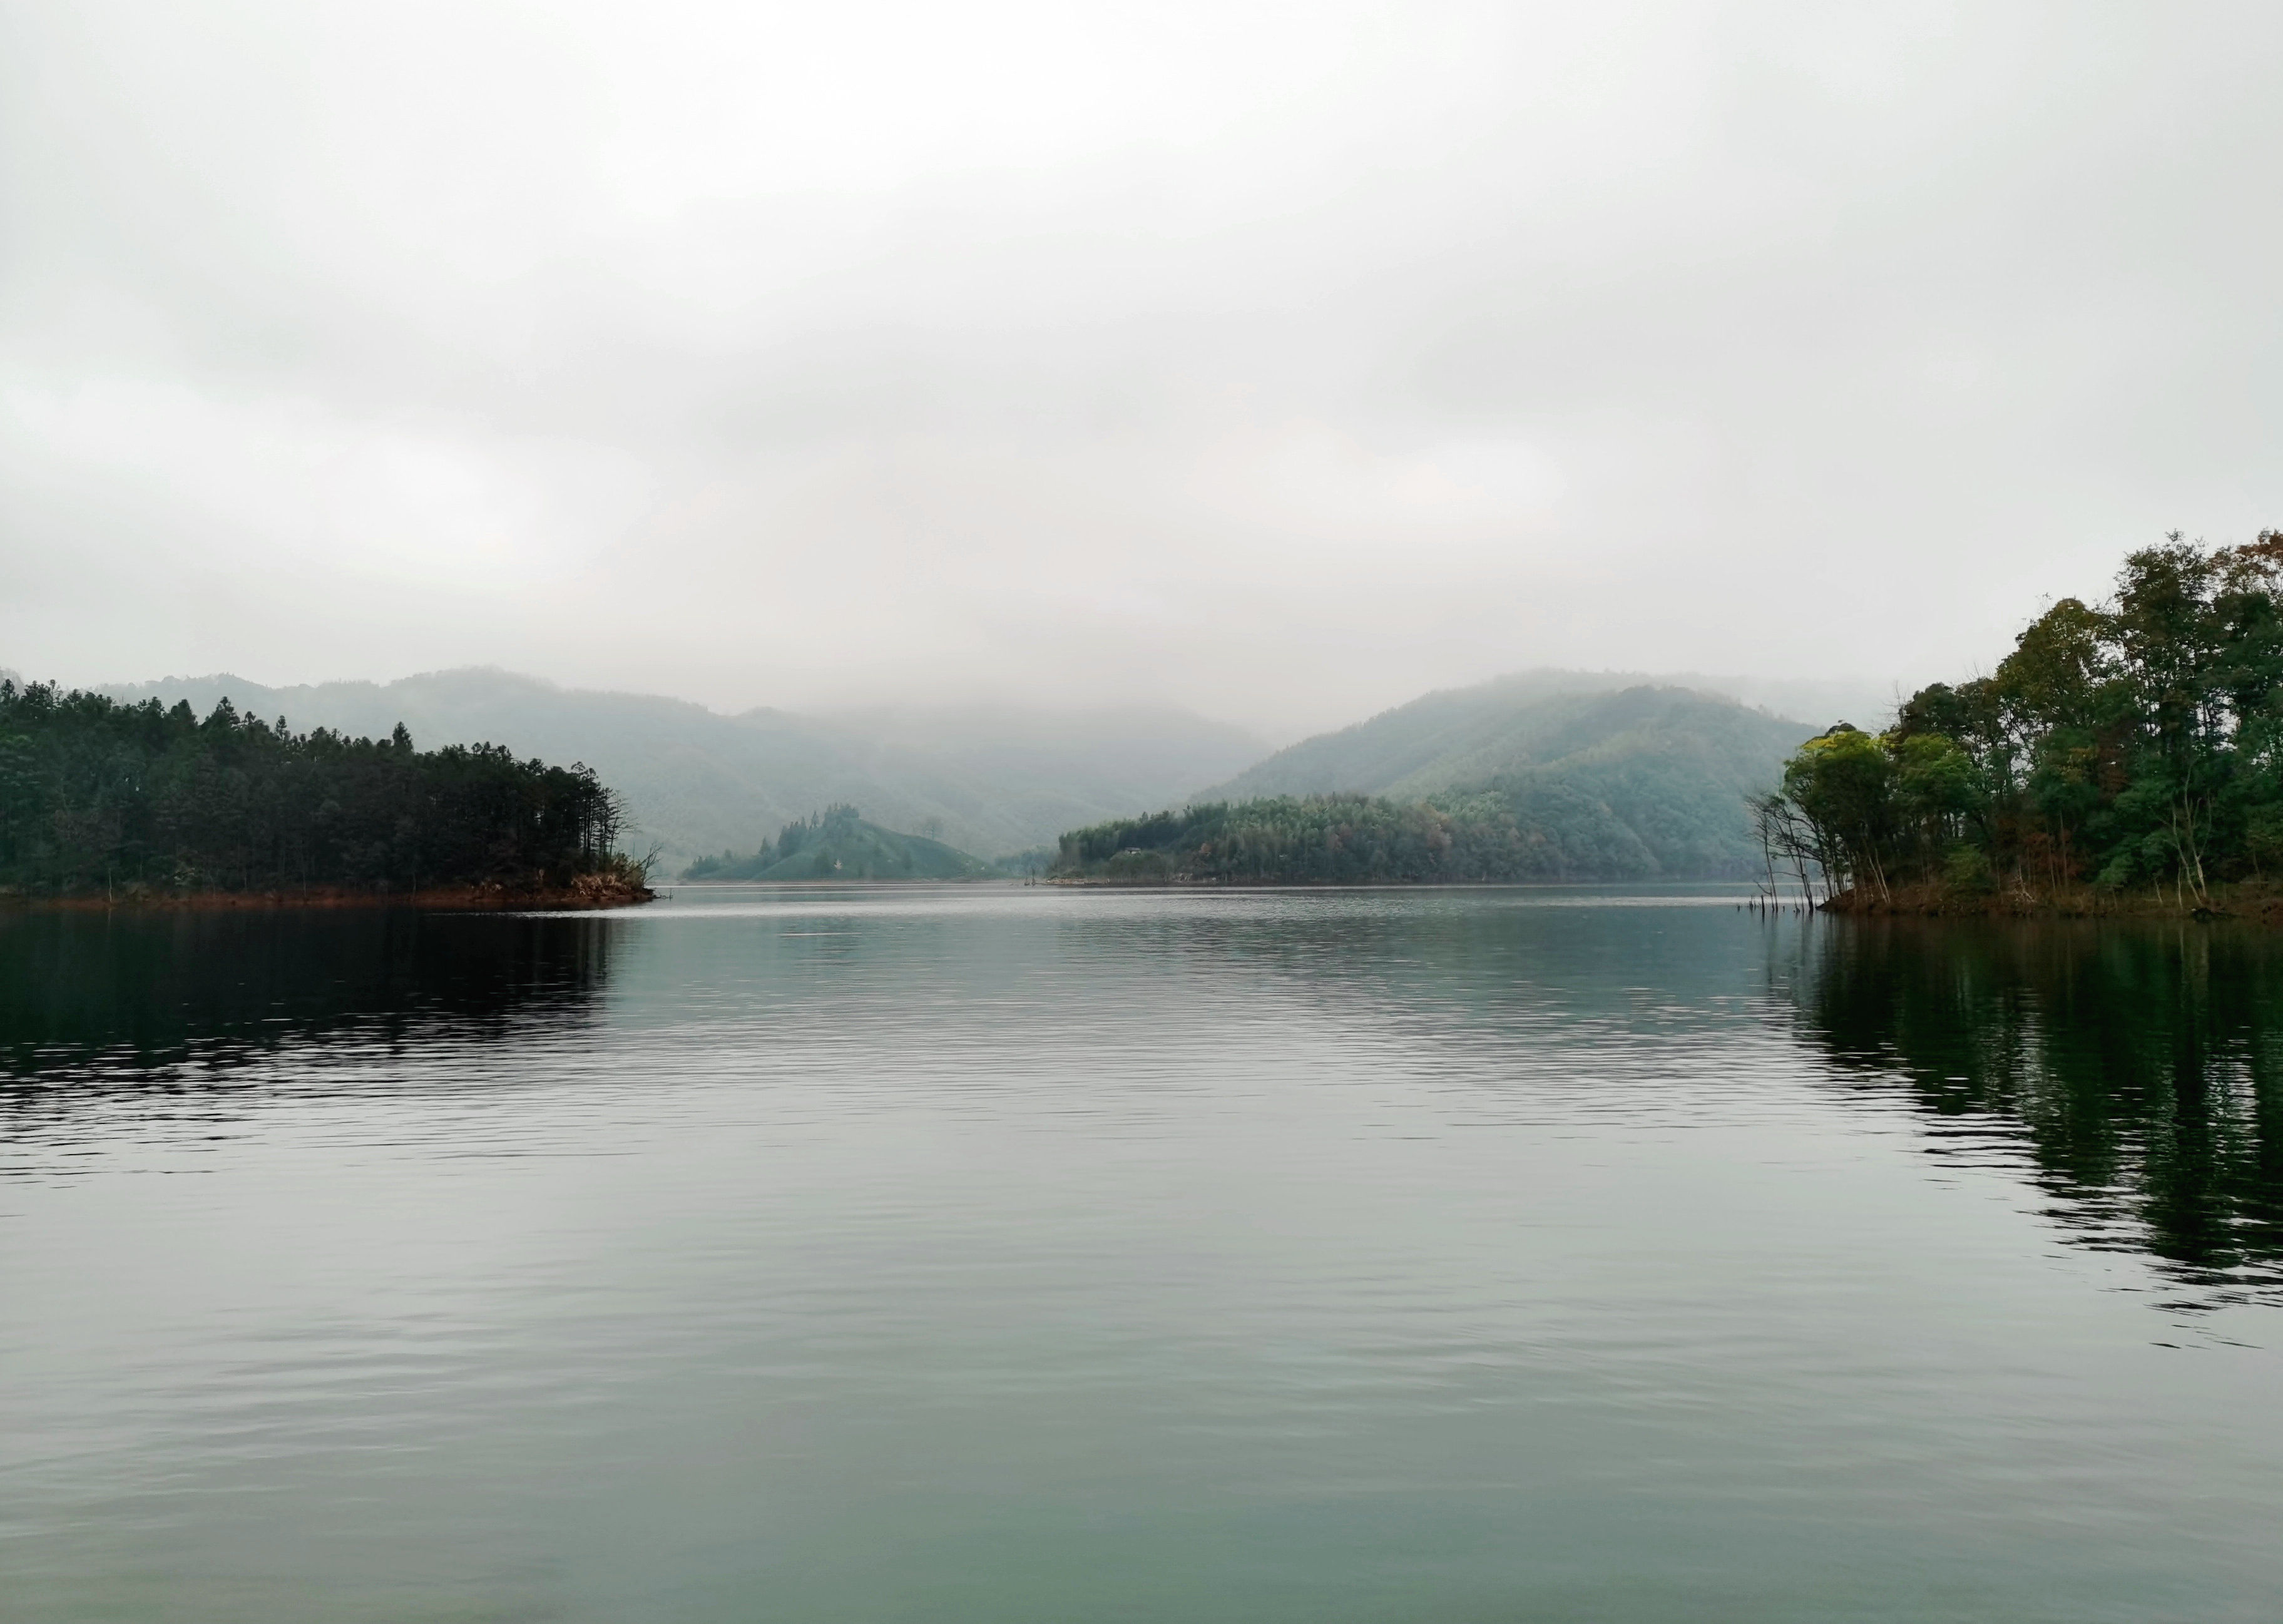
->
[1053, 783, 1739, 884]
[0, 679, 638, 897]
[1762, 533, 2283, 906]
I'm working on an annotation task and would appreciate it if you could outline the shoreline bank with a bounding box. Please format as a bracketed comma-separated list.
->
[1817, 881, 2283, 924]
[1, 878, 655, 912]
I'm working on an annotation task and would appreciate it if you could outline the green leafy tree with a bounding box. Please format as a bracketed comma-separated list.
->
[1766, 530, 2283, 907]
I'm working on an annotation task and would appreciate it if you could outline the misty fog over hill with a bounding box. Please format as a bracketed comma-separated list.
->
[101, 668, 1265, 867]
[86, 664, 1854, 877]
[1203, 675, 1829, 805]
[1173, 678, 1825, 881]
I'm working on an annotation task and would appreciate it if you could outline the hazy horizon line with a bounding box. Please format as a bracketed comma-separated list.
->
[59, 657, 1902, 741]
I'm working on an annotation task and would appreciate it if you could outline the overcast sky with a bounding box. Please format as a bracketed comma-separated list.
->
[3, 1, 2278, 735]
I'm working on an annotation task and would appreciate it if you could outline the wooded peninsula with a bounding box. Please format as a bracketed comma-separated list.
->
[0, 680, 651, 907]
[1760, 531, 2283, 916]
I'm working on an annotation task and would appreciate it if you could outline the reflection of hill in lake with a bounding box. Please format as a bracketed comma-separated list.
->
[1782, 919, 2283, 1304]
[0, 910, 616, 1097]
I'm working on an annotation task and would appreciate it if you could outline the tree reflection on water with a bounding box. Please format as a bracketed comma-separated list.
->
[0, 907, 615, 1109]
[1784, 917, 2283, 1305]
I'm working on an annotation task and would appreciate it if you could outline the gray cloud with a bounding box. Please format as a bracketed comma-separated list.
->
[3, 0, 2279, 736]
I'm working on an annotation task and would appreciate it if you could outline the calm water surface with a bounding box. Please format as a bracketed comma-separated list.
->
[4, 886, 2282, 1621]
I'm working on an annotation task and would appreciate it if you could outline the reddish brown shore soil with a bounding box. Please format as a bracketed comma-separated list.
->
[1821, 881, 2283, 924]
[3, 877, 655, 912]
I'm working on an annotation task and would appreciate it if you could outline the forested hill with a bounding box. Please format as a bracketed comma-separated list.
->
[0, 679, 647, 902]
[682, 806, 993, 881]
[1205, 680, 1816, 802]
[103, 669, 1264, 869]
[1168, 683, 1817, 880]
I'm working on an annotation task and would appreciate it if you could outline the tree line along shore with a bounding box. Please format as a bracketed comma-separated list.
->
[1050, 789, 1670, 885]
[0, 682, 651, 907]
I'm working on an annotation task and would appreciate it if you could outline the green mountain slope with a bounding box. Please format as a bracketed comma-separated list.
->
[1156, 682, 1824, 880]
[1207, 680, 1817, 799]
[684, 806, 993, 881]
[102, 669, 1266, 871]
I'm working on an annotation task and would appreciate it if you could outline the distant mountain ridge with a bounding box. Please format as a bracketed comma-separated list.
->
[99, 668, 1266, 869]
[1205, 675, 1828, 803]
[89, 664, 1853, 883]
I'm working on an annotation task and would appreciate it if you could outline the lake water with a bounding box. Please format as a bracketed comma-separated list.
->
[5, 886, 2282, 1622]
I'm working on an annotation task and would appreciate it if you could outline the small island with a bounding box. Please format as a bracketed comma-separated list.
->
[0, 680, 652, 908]
[682, 805, 994, 882]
